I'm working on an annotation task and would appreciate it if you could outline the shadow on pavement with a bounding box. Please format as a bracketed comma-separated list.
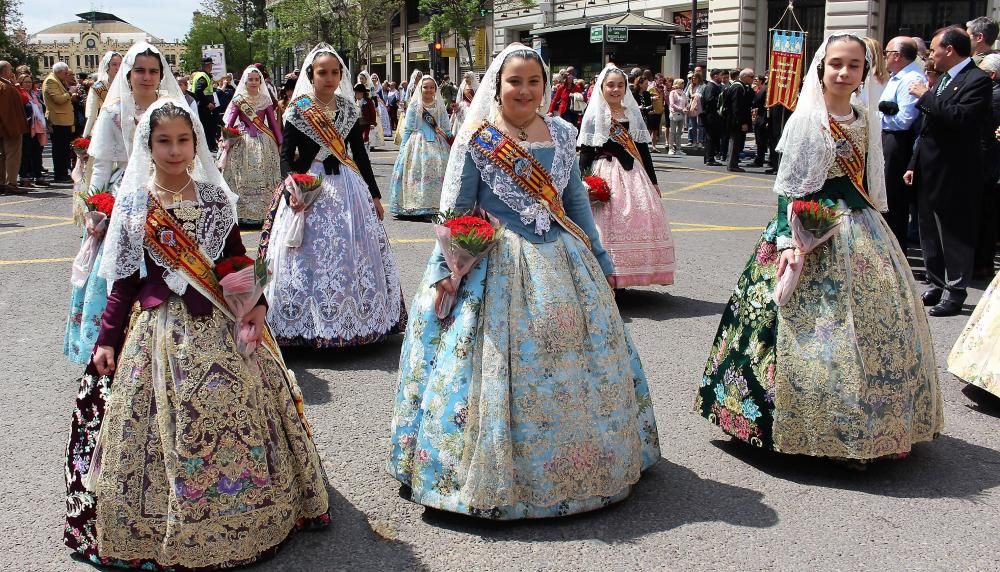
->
[710, 434, 1000, 499]
[960, 384, 1000, 419]
[285, 337, 404, 405]
[16, 190, 72, 198]
[616, 289, 728, 322]
[257, 485, 425, 571]
[418, 459, 778, 542]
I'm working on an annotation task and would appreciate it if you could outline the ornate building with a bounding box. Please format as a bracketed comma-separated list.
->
[27, 11, 186, 77]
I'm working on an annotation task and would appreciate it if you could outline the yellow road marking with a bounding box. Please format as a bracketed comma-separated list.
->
[0, 256, 73, 266]
[0, 220, 74, 236]
[663, 175, 738, 195]
[0, 197, 50, 207]
[674, 166, 775, 182]
[0, 212, 73, 221]
[664, 196, 773, 209]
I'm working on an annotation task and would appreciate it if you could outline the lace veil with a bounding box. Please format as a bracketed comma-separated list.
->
[774, 33, 887, 212]
[88, 42, 185, 164]
[440, 43, 552, 209]
[85, 51, 121, 123]
[404, 69, 424, 101]
[457, 71, 480, 103]
[578, 63, 651, 147]
[95, 50, 120, 84]
[290, 43, 353, 102]
[99, 97, 239, 288]
[233, 65, 274, 111]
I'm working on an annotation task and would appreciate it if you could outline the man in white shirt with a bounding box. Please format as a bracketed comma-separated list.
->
[879, 36, 926, 249]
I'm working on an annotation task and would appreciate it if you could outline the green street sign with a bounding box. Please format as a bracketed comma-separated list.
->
[607, 25, 628, 43]
[590, 25, 604, 43]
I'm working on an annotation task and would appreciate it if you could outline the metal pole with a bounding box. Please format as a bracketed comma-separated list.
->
[689, 0, 697, 72]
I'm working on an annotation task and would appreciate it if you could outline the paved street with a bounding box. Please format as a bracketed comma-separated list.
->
[2, 144, 998, 571]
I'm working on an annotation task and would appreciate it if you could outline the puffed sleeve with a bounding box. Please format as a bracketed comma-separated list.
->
[266, 106, 283, 146]
[637, 142, 658, 185]
[775, 194, 792, 250]
[427, 152, 481, 285]
[579, 144, 597, 174]
[94, 271, 141, 350]
[563, 160, 614, 275]
[401, 106, 415, 145]
[223, 103, 238, 129]
[347, 119, 381, 198]
[280, 121, 300, 177]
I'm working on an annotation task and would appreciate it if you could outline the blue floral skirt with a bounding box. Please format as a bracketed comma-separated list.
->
[387, 135, 449, 216]
[387, 230, 660, 519]
[63, 243, 108, 364]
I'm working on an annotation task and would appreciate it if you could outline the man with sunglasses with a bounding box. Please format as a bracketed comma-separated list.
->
[878, 37, 925, 250]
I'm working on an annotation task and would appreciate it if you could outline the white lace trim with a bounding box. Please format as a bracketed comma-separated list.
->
[467, 116, 577, 235]
[285, 94, 359, 163]
[145, 182, 236, 295]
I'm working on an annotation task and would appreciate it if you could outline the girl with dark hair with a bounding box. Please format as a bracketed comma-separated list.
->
[64, 99, 329, 569]
[696, 34, 942, 467]
[387, 44, 660, 519]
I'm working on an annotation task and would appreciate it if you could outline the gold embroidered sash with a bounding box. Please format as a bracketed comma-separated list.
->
[144, 194, 282, 359]
[828, 116, 875, 209]
[236, 97, 277, 144]
[92, 81, 108, 102]
[610, 119, 644, 164]
[470, 121, 592, 249]
[291, 95, 360, 177]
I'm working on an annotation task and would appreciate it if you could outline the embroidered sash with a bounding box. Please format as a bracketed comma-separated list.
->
[828, 116, 875, 209]
[236, 97, 277, 144]
[422, 107, 452, 145]
[291, 95, 360, 176]
[143, 194, 283, 360]
[470, 121, 592, 249]
[610, 119, 643, 164]
[92, 81, 108, 102]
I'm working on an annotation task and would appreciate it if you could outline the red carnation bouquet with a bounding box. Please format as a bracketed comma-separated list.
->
[433, 209, 503, 319]
[71, 137, 91, 157]
[217, 127, 242, 169]
[215, 255, 271, 356]
[221, 126, 241, 140]
[284, 173, 324, 247]
[773, 199, 845, 306]
[70, 189, 115, 287]
[583, 174, 611, 202]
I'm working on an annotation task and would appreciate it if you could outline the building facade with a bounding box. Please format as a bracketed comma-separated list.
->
[28, 11, 186, 77]
[710, 0, 1000, 72]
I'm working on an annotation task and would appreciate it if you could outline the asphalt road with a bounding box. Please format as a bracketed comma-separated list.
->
[2, 143, 998, 571]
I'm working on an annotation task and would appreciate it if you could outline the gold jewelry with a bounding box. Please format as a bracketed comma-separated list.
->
[153, 175, 194, 204]
[503, 113, 539, 141]
[171, 199, 202, 234]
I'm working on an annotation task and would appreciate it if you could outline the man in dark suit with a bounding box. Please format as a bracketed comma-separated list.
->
[722, 68, 754, 172]
[700, 69, 723, 167]
[906, 26, 993, 316]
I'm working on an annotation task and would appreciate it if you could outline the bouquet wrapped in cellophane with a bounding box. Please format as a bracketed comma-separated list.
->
[433, 209, 503, 319]
[215, 255, 271, 357]
[284, 173, 324, 247]
[70, 190, 115, 287]
[772, 199, 845, 306]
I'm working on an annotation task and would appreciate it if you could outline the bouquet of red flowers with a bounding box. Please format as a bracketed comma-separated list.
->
[215, 255, 271, 356]
[433, 210, 503, 319]
[221, 126, 241, 140]
[583, 175, 611, 202]
[70, 190, 115, 287]
[217, 128, 242, 169]
[285, 173, 324, 247]
[773, 199, 845, 306]
[71, 137, 91, 157]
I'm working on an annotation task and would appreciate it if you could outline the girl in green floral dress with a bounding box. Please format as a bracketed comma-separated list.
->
[695, 33, 943, 463]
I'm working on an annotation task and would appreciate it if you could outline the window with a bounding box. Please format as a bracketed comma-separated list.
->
[165, 54, 176, 65]
[86, 38, 96, 49]
[76, 55, 81, 67]
[43, 55, 55, 68]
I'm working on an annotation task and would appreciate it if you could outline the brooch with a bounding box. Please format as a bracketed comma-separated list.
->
[513, 157, 532, 178]
[158, 229, 177, 247]
[835, 138, 852, 159]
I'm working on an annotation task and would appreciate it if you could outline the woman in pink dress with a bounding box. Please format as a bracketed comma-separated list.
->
[578, 64, 675, 288]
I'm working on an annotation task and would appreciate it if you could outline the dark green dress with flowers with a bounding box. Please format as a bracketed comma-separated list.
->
[694, 174, 941, 457]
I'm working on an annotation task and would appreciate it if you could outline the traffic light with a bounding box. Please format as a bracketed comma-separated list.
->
[477, 0, 493, 16]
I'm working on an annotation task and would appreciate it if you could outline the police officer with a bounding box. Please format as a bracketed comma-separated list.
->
[191, 56, 219, 152]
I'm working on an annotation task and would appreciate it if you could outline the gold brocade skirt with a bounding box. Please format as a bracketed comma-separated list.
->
[92, 297, 328, 569]
[223, 132, 282, 224]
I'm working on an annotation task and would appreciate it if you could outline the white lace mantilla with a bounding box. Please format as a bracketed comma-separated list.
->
[468, 116, 577, 235]
[285, 94, 359, 163]
[146, 181, 236, 295]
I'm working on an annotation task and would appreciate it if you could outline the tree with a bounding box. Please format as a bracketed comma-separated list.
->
[417, 0, 479, 70]
[0, 0, 33, 67]
[182, 10, 254, 74]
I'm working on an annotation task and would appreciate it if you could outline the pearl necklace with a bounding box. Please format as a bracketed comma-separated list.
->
[830, 109, 854, 122]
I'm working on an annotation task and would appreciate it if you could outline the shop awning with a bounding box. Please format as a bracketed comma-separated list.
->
[530, 12, 686, 36]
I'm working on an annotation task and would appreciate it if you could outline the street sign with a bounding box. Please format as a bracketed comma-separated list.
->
[441, 47, 458, 57]
[607, 26, 628, 43]
[590, 26, 604, 43]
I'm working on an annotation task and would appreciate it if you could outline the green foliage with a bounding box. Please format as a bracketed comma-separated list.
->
[183, 10, 255, 73]
[417, 0, 480, 66]
[0, 0, 34, 67]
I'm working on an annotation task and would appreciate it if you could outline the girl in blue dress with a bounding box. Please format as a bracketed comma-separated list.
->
[386, 44, 660, 519]
[387, 76, 452, 217]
